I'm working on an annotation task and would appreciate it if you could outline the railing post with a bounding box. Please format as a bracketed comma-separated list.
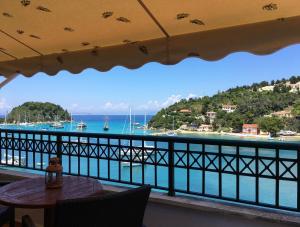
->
[168, 141, 175, 196]
[57, 135, 62, 163]
[297, 149, 300, 211]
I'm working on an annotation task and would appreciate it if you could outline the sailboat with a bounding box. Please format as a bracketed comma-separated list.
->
[103, 117, 109, 131]
[166, 116, 177, 136]
[19, 112, 30, 126]
[2, 154, 26, 166]
[51, 116, 64, 128]
[121, 108, 143, 167]
[76, 120, 87, 130]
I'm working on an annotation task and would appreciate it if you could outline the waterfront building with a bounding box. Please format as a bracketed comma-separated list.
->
[242, 124, 260, 135]
[206, 111, 216, 123]
[198, 124, 213, 132]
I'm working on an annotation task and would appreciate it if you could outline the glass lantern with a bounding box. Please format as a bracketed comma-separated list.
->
[45, 157, 63, 189]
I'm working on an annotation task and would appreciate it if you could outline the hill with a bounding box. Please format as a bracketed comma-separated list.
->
[7, 102, 70, 123]
[148, 76, 300, 134]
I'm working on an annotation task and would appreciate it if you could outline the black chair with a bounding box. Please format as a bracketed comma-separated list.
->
[22, 185, 151, 227]
[0, 181, 14, 227]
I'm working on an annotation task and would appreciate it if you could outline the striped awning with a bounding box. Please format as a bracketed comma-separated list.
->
[0, 0, 300, 81]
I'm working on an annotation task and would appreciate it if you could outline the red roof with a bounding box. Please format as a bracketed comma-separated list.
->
[243, 124, 258, 128]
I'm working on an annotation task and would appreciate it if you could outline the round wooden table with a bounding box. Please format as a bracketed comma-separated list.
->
[0, 176, 103, 227]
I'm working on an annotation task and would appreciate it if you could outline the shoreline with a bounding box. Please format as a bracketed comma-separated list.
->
[151, 129, 300, 141]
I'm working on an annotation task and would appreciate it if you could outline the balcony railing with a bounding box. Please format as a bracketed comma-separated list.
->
[0, 128, 300, 212]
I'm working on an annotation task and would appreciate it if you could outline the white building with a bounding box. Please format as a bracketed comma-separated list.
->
[198, 124, 213, 132]
[222, 104, 237, 113]
[206, 111, 216, 123]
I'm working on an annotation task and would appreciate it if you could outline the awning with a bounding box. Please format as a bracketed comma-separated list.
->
[0, 0, 300, 81]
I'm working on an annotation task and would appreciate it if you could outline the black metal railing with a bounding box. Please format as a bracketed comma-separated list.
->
[0, 128, 300, 212]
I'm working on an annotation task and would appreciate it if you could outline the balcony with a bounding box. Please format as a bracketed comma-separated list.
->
[0, 128, 300, 226]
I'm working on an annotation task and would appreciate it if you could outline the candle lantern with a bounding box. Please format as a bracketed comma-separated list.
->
[45, 157, 63, 189]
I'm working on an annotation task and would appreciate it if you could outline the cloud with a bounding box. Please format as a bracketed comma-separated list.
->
[136, 94, 182, 112]
[103, 102, 129, 111]
[186, 93, 197, 100]
[161, 94, 182, 107]
[67, 93, 195, 114]
[0, 97, 11, 112]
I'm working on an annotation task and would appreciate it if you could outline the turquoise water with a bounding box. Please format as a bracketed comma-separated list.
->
[0, 115, 152, 135]
[1, 114, 298, 142]
[0, 115, 299, 210]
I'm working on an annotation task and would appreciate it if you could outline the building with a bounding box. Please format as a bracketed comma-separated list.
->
[206, 111, 216, 123]
[242, 124, 260, 135]
[222, 104, 237, 113]
[258, 85, 274, 92]
[179, 109, 192, 113]
[198, 124, 213, 132]
[271, 109, 293, 118]
[288, 81, 300, 93]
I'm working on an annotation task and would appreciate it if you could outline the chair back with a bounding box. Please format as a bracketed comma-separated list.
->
[54, 185, 151, 227]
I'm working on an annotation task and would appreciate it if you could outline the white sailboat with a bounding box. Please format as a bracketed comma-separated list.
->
[122, 108, 143, 167]
[166, 116, 177, 136]
[76, 121, 87, 130]
[1, 154, 26, 166]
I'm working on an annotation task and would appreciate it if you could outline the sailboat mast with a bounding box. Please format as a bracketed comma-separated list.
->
[144, 112, 147, 134]
[70, 112, 73, 132]
[4, 111, 7, 124]
[129, 107, 132, 134]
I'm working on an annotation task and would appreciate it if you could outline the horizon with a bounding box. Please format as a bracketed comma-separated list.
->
[1, 44, 300, 115]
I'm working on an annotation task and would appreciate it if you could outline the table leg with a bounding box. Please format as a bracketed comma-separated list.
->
[9, 207, 15, 227]
[44, 208, 55, 227]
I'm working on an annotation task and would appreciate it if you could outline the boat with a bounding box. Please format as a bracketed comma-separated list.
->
[1, 154, 25, 166]
[103, 117, 109, 131]
[122, 162, 143, 167]
[19, 122, 29, 126]
[279, 130, 297, 136]
[51, 122, 64, 128]
[166, 116, 177, 136]
[76, 121, 87, 130]
[36, 162, 46, 166]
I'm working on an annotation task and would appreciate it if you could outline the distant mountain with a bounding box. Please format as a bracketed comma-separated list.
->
[7, 102, 70, 123]
[148, 76, 300, 133]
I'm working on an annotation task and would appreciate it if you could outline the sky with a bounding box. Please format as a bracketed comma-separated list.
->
[0, 44, 299, 115]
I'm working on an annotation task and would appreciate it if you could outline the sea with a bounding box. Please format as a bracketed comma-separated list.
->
[0, 115, 299, 209]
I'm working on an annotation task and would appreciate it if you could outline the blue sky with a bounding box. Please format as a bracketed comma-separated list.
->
[0, 44, 299, 115]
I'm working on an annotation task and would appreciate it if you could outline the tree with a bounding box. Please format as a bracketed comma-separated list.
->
[7, 102, 70, 123]
[292, 101, 300, 117]
[257, 117, 284, 136]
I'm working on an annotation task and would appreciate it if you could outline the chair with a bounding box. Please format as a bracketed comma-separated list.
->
[0, 181, 14, 227]
[22, 185, 151, 227]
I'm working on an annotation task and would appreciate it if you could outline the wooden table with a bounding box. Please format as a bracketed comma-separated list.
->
[0, 176, 103, 227]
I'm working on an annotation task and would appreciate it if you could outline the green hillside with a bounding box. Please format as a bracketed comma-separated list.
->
[7, 102, 70, 123]
[148, 76, 300, 133]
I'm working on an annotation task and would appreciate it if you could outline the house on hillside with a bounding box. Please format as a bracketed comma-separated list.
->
[206, 111, 216, 123]
[222, 104, 237, 113]
[271, 109, 293, 118]
[258, 85, 274, 92]
[179, 109, 192, 113]
[242, 124, 260, 135]
[287, 81, 300, 93]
